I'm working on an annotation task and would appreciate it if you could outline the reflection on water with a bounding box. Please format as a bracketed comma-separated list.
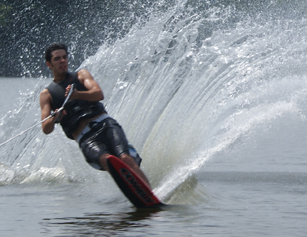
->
[41, 206, 181, 236]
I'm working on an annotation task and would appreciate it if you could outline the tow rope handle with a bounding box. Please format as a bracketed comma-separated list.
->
[41, 83, 75, 123]
[54, 83, 75, 123]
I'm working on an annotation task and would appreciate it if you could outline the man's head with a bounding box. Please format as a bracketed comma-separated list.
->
[45, 43, 68, 62]
[45, 43, 69, 76]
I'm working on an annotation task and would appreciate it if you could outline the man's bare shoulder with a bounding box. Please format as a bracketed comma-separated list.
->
[40, 88, 49, 97]
[40, 88, 52, 103]
[77, 69, 94, 82]
[78, 68, 90, 74]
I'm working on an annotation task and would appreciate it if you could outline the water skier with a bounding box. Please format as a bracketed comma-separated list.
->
[39, 43, 151, 188]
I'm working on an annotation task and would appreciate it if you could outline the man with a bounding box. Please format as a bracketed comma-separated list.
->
[40, 43, 151, 187]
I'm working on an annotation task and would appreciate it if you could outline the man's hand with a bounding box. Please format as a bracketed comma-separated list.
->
[65, 84, 77, 100]
[53, 108, 67, 123]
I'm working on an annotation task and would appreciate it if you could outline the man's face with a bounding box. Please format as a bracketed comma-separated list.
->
[46, 49, 68, 74]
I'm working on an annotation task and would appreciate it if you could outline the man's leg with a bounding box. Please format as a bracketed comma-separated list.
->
[118, 153, 151, 188]
[98, 153, 151, 188]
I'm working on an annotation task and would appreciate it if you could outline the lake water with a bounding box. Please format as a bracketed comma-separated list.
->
[1, 0, 307, 236]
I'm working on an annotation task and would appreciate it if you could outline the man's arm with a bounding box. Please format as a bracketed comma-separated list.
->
[40, 89, 59, 134]
[66, 69, 104, 101]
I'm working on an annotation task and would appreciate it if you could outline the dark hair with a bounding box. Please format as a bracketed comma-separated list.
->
[45, 43, 68, 62]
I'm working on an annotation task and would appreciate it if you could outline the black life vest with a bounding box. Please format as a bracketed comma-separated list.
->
[46, 71, 107, 139]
